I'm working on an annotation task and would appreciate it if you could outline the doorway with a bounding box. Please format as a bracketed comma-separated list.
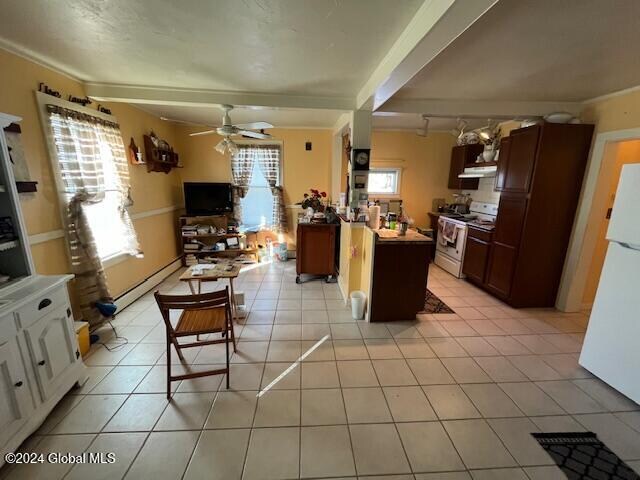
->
[581, 139, 640, 307]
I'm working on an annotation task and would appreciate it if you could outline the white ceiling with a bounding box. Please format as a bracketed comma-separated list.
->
[371, 113, 485, 132]
[137, 103, 485, 131]
[138, 104, 345, 129]
[395, 0, 640, 102]
[0, 0, 421, 97]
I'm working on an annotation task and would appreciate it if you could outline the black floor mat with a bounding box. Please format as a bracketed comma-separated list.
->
[532, 432, 640, 480]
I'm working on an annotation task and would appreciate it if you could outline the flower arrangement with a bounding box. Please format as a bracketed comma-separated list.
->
[300, 188, 327, 212]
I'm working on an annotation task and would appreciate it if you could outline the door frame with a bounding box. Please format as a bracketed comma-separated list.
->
[557, 127, 640, 312]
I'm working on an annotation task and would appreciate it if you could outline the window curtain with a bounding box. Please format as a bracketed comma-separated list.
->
[255, 145, 288, 233]
[47, 104, 142, 326]
[230, 147, 255, 224]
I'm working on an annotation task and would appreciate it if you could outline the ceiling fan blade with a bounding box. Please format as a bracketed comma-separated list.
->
[189, 129, 219, 137]
[238, 130, 271, 139]
[234, 121, 274, 130]
[161, 117, 218, 128]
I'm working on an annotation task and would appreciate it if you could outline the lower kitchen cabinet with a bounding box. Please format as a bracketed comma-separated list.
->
[485, 242, 518, 299]
[24, 305, 79, 401]
[296, 223, 340, 282]
[462, 233, 491, 285]
[0, 275, 87, 466]
[0, 338, 33, 448]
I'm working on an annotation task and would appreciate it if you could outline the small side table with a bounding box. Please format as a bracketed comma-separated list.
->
[179, 265, 241, 348]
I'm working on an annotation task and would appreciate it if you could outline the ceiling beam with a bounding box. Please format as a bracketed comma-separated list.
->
[85, 83, 355, 111]
[357, 0, 499, 111]
[377, 98, 584, 118]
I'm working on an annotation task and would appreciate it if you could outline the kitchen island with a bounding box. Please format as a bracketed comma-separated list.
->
[338, 218, 433, 322]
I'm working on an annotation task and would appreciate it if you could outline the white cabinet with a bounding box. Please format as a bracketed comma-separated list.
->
[0, 338, 33, 447]
[24, 305, 79, 401]
[0, 278, 86, 466]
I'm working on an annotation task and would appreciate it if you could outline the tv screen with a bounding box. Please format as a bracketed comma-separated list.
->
[184, 182, 233, 216]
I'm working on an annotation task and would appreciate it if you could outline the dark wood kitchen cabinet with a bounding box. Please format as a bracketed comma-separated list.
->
[296, 223, 339, 283]
[494, 125, 540, 193]
[448, 144, 484, 190]
[462, 226, 492, 285]
[481, 122, 594, 307]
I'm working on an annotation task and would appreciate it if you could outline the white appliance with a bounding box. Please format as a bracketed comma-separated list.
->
[580, 164, 640, 404]
[434, 202, 498, 278]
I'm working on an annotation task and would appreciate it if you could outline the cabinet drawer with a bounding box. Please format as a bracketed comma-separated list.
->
[15, 287, 69, 329]
[467, 226, 493, 243]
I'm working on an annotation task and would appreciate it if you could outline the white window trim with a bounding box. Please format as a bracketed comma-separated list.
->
[367, 167, 402, 198]
[35, 91, 132, 263]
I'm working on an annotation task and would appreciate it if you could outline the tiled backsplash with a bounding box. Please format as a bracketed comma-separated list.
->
[463, 177, 501, 205]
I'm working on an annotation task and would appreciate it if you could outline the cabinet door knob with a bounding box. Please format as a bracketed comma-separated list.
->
[14, 381, 23, 387]
[38, 360, 46, 366]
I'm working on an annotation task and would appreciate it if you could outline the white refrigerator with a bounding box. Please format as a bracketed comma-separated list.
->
[580, 163, 640, 404]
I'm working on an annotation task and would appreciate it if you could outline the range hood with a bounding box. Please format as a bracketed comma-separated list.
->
[458, 164, 497, 178]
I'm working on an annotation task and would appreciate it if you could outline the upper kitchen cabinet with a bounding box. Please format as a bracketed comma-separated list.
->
[448, 144, 484, 190]
[485, 122, 595, 307]
[495, 125, 540, 193]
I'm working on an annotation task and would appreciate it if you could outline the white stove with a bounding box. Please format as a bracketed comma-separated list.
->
[434, 202, 498, 278]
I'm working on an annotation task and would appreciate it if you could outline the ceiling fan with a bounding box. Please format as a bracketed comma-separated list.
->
[189, 104, 274, 155]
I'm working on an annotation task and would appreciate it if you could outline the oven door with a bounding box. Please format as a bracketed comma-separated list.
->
[436, 225, 467, 262]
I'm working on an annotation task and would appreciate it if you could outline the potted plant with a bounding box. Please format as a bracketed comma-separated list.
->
[300, 189, 327, 213]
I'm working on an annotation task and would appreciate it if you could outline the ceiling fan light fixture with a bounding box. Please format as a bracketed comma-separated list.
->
[228, 139, 239, 156]
[215, 137, 239, 156]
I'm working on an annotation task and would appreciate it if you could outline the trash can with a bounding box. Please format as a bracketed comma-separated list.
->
[350, 291, 366, 320]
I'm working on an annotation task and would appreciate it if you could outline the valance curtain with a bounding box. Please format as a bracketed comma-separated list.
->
[47, 104, 142, 326]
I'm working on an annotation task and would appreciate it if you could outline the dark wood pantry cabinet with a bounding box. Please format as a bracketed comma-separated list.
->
[465, 122, 594, 308]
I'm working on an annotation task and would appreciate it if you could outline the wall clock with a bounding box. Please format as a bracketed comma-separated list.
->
[351, 148, 370, 171]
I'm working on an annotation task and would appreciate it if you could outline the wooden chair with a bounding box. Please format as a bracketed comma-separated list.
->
[154, 288, 235, 398]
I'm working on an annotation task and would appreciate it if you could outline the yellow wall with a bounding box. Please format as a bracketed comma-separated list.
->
[0, 48, 182, 306]
[176, 126, 333, 246]
[581, 89, 640, 134]
[369, 131, 457, 225]
[560, 88, 640, 309]
[582, 140, 640, 304]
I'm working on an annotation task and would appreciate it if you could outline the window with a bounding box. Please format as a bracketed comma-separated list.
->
[41, 96, 140, 263]
[232, 144, 283, 232]
[367, 168, 401, 196]
[241, 162, 275, 230]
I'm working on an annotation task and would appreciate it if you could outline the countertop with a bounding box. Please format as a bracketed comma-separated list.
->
[372, 228, 433, 244]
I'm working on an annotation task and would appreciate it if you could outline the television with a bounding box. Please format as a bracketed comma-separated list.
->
[184, 182, 233, 216]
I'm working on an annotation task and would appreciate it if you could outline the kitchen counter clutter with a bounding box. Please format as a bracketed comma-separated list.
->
[373, 228, 431, 243]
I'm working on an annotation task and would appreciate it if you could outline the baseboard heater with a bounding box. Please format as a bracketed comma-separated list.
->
[114, 257, 183, 312]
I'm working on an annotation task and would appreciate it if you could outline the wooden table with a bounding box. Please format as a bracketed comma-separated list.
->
[179, 264, 241, 321]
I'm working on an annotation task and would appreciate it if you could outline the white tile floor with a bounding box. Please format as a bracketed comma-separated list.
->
[3, 261, 640, 479]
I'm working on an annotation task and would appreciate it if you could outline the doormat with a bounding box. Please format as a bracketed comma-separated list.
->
[532, 432, 640, 480]
[420, 289, 455, 314]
